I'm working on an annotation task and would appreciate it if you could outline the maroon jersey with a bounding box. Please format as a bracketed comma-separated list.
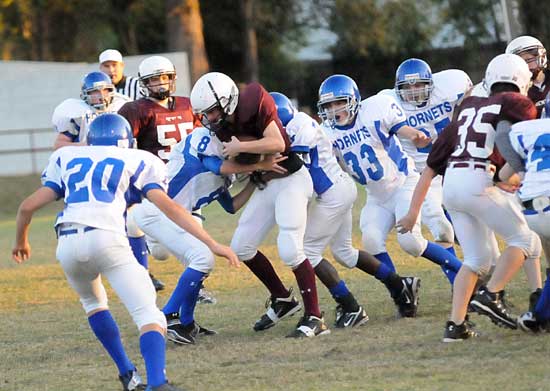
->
[216, 83, 290, 153]
[427, 92, 537, 175]
[118, 97, 201, 161]
[528, 69, 550, 117]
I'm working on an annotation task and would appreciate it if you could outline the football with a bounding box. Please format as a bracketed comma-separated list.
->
[234, 134, 262, 164]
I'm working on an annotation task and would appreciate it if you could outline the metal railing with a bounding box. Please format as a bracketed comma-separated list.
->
[0, 127, 54, 175]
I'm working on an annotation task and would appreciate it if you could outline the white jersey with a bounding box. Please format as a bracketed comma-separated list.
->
[165, 127, 229, 211]
[509, 118, 550, 201]
[470, 81, 489, 97]
[379, 69, 472, 172]
[285, 112, 344, 195]
[323, 94, 414, 199]
[52, 93, 131, 143]
[42, 146, 166, 235]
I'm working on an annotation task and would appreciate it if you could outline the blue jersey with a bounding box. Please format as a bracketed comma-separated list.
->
[323, 94, 414, 199]
[510, 118, 550, 201]
[379, 69, 472, 172]
[166, 127, 232, 212]
[42, 146, 166, 234]
[286, 112, 344, 195]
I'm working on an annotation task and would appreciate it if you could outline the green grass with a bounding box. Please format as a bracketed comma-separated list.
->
[1, 176, 549, 391]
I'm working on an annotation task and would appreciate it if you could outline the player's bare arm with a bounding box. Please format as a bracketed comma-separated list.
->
[13, 187, 58, 263]
[222, 120, 286, 157]
[396, 167, 437, 234]
[53, 133, 85, 150]
[146, 188, 240, 267]
[396, 125, 432, 148]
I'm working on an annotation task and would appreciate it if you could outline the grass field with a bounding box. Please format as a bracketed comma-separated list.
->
[1, 175, 549, 391]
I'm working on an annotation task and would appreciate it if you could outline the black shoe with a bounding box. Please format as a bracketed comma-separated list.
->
[393, 277, 421, 318]
[529, 288, 542, 313]
[517, 311, 546, 333]
[150, 273, 165, 292]
[253, 288, 301, 331]
[442, 320, 479, 342]
[166, 313, 197, 345]
[119, 369, 146, 390]
[197, 288, 217, 304]
[470, 288, 517, 329]
[145, 383, 187, 391]
[286, 314, 331, 338]
[334, 305, 369, 328]
[196, 323, 218, 336]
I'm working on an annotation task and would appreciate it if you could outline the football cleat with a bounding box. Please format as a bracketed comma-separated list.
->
[334, 305, 369, 328]
[286, 314, 331, 338]
[197, 288, 217, 304]
[393, 277, 421, 318]
[145, 383, 187, 391]
[442, 320, 479, 342]
[470, 288, 517, 329]
[517, 311, 546, 333]
[196, 323, 218, 336]
[119, 369, 146, 391]
[149, 273, 165, 292]
[529, 288, 542, 313]
[253, 288, 301, 331]
[167, 322, 198, 345]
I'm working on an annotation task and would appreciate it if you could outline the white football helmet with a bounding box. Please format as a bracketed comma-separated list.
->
[138, 56, 176, 99]
[506, 35, 547, 76]
[190, 72, 239, 132]
[484, 53, 531, 96]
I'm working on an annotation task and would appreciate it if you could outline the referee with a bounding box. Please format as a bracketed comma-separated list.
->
[99, 49, 143, 101]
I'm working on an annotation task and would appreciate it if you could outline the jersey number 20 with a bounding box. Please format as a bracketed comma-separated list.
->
[66, 157, 123, 203]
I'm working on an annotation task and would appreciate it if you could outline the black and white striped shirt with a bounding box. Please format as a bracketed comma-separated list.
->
[115, 76, 144, 101]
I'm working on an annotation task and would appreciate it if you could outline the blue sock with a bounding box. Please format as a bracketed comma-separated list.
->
[162, 268, 206, 325]
[88, 310, 134, 376]
[535, 270, 550, 321]
[446, 246, 456, 257]
[374, 252, 396, 273]
[374, 262, 392, 281]
[129, 236, 148, 269]
[140, 331, 167, 388]
[422, 242, 462, 285]
[328, 280, 351, 299]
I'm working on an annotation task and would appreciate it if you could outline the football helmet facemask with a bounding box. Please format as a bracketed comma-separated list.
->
[80, 71, 115, 111]
[395, 58, 434, 107]
[138, 56, 177, 100]
[317, 74, 361, 128]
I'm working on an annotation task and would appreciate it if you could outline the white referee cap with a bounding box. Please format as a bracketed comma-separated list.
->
[99, 49, 123, 64]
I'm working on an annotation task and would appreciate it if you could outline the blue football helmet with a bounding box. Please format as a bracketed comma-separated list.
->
[269, 92, 296, 126]
[317, 75, 361, 127]
[395, 58, 434, 107]
[87, 113, 134, 148]
[80, 71, 115, 111]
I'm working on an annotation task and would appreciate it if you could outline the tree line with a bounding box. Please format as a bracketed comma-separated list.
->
[1, 0, 548, 109]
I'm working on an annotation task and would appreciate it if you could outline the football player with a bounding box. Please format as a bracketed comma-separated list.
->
[132, 127, 287, 344]
[506, 35, 549, 117]
[379, 58, 472, 284]
[118, 55, 202, 294]
[52, 71, 130, 149]
[397, 54, 541, 341]
[12, 113, 238, 391]
[317, 74, 463, 295]
[271, 92, 420, 322]
[504, 95, 550, 332]
[191, 72, 329, 338]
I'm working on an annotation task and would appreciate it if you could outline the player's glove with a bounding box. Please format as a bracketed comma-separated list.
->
[250, 171, 267, 190]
